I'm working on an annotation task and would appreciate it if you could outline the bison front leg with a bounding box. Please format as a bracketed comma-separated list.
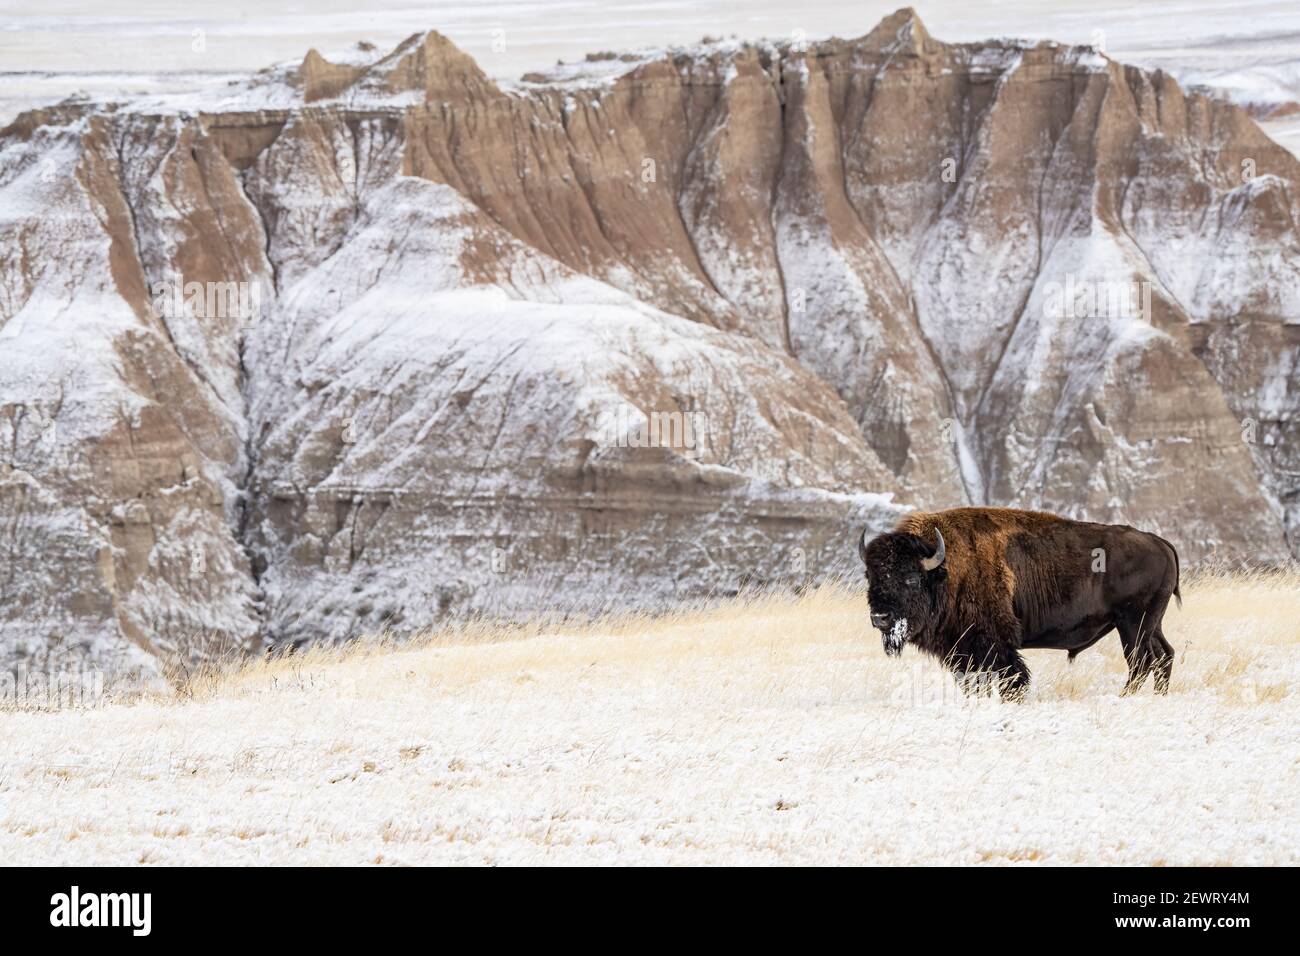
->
[990, 648, 1030, 702]
[947, 644, 1030, 702]
[953, 665, 993, 698]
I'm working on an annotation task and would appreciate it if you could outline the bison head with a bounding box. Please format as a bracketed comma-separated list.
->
[858, 526, 947, 656]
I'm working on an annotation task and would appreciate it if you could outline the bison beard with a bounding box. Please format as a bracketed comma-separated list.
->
[859, 507, 1182, 700]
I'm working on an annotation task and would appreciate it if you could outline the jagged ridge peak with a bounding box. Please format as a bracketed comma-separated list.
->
[857, 7, 935, 54]
[300, 29, 499, 104]
[301, 48, 364, 102]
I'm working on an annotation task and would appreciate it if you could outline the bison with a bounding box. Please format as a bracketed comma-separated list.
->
[858, 507, 1181, 699]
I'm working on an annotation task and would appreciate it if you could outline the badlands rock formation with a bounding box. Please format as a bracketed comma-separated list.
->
[1, 9, 1297, 676]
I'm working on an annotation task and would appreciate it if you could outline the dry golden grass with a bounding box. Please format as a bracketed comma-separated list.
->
[166, 566, 1300, 707]
[1, 571, 1296, 864]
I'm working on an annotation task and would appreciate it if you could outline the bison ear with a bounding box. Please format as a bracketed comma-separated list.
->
[919, 528, 945, 571]
[858, 527, 870, 565]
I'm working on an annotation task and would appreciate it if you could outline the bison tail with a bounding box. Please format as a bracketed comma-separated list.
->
[1160, 535, 1182, 610]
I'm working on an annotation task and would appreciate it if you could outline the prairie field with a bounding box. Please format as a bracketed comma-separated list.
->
[2, 571, 1297, 865]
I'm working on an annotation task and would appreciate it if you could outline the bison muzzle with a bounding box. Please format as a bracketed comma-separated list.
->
[858, 507, 1181, 700]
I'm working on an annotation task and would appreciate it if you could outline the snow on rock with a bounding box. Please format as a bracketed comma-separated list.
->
[241, 178, 903, 646]
[2, 9, 1300, 674]
[0, 113, 260, 678]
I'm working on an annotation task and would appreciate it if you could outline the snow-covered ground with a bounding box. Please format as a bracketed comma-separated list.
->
[2, 572, 1296, 865]
[3, 1, 1299, 154]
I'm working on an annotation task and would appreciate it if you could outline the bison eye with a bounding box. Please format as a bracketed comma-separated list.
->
[905, 574, 922, 588]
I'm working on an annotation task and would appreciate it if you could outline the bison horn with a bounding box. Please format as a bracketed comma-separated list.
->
[858, 527, 870, 565]
[920, 528, 945, 571]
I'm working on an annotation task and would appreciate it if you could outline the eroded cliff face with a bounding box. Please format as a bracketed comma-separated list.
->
[2, 8, 1297, 675]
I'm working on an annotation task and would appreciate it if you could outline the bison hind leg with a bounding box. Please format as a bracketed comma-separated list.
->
[1117, 626, 1151, 696]
[1151, 630, 1174, 695]
[1117, 594, 1175, 696]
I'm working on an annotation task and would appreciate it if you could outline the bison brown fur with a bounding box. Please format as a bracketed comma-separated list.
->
[859, 507, 1181, 700]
